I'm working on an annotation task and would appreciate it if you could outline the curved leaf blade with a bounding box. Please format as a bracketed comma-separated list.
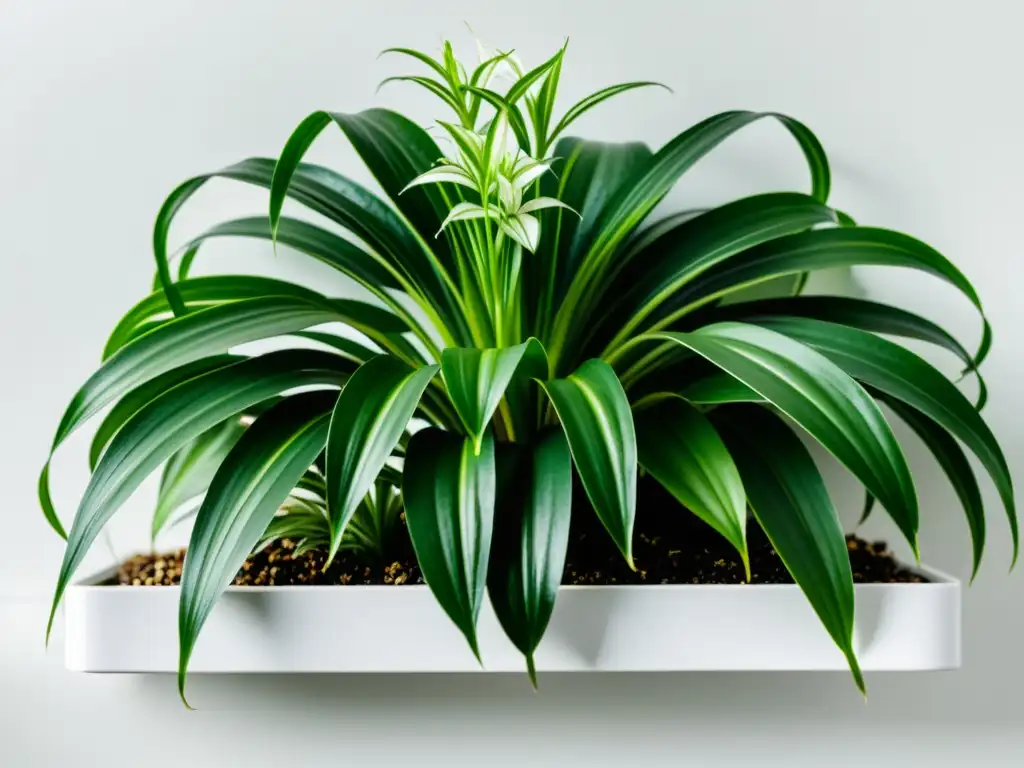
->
[325, 356, 440, 561]
[634, 396, 749, 577]
[403, 428, 496, 660]
[178, 391, 335, 706]
[488, 429, 573, 685]
[714, 405, 863, 693]
[153, 418, 247, 542]
[539, 359, 637, 567]
[651, 323, 919, 553]
[761, 317, 1014, 565]
[881, 394, 986, 580]
[441, 338, 548, 453]
[46, 350, 353, 640]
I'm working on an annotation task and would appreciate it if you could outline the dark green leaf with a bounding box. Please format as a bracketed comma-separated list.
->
[46, 350, 352, 641]
[761, 317, 1014, 565]
[325, 356, 439, 561]
[178, 391, 335, 706]
[441, 338, 548, 453]
[538, 359, 637, 567]
[714, 405, 863, 693]
[153, 418, 247, 542]
[881, 395, 985, 580]
[488, 429, 573, 685]
[404, 428, 496, 660]
[634, 397, 748, 576]
[650, 323, 919, 552]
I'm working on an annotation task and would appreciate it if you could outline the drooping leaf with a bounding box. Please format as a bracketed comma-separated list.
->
[761, 317, 1014, 564]
[648, 323, 919, 553]
[152, 418, 248, 542]
[163, 215, 402, 292]
[549, 111, 831, 364]
[267, 110, 469, 342]
[403, 428, 496, 660]
[880, 394, 986, 580]
[663, 227, 988, 360]
[325, 356, 439, 561]
[441, 338, 548, 453]
[103, 276, 329, 359]
[178, 391, 335, 706]
[634, 396, 749, 577]
[46, 350, 353, 640]
[595, 193, 839, 355]
[488, 429, 573, 684]
[88, 355, 241, 470]
[714, 405, 863, 693]
[538, 359, 637, 567]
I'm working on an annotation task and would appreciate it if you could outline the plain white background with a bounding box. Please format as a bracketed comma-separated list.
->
[2, 0, 1022, 764]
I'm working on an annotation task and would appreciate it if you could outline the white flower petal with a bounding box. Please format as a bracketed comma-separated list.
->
[518, 197, 578, 216]
[501, 213, 540, 252]
[496, 174, 518, 213]
[511, 158, 555, 189]
[402, 165, 478, 194]
[437, 202, 492, 236]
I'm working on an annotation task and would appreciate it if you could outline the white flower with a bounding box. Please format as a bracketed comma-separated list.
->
[403, 112, 576, 253]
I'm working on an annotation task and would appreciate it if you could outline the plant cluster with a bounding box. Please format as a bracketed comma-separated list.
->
[41, 36, 1014, 704]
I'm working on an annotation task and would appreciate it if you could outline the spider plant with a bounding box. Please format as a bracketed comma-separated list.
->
[41, 36, 1015, 705]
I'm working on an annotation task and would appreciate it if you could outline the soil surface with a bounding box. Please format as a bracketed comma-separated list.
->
[117, 500, 924, 587]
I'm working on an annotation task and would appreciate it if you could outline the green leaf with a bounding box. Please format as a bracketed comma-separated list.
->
[761, 316, 1014, 565]
[649, 323, 919, 553]
[693, 295, 978, 376]
[154, 155, 468, 344]
[325, 356, 439, 562]
[46, 350, 353, 641]
[152, 418, 247, 542]
[166, 215, 402, 292]
[103, 276, 329, 359]
[550, 81, 670, 143]
[403, 428, 496, 660]
[488, 429, 573, 685]
[267, 110, 468, 341]
[666, 227, 986, 347]
[530, 138, 653, 339]
[881, 394, 986, 580]
[178, 391, 334, 706]
[88, 355, 241, 470]
[538, 359, 637, 567]
[506, 46, 564, 105]
[441, 338, 548, 453]
[713, 405, 863, 693]
[597, 193, 840, 354]
[634, 397, 749, 577]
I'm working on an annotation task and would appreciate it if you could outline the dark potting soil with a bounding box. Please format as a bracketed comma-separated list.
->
[116, 485, 924, 587]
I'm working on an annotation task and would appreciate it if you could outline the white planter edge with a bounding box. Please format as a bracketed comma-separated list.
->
[64, 564, 960, 674]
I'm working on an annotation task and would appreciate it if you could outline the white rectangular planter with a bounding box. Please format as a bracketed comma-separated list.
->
[64, 565, 960, 673]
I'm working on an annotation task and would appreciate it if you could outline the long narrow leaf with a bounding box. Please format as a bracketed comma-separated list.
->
[46, 350, 353, 640]
[714, 405, 863, 693]
[634, 396, 749, 576]
[648, 323, 919, 552]
[881, 394, 986, 579]
[441, 338, 548, 453]
[538, 359, 637, 567]
[325, 356, 439, 562]
[488, 429, 573, 685]
[403, 428, 496, 660]
[178, 391, 335, 706]
[761, 317, 1014, 564]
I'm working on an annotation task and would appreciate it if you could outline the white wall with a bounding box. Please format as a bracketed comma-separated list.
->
[2, 0, 1022, 763]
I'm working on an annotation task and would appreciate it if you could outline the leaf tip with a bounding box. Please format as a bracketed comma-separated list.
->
[526, 654, 538, 689]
